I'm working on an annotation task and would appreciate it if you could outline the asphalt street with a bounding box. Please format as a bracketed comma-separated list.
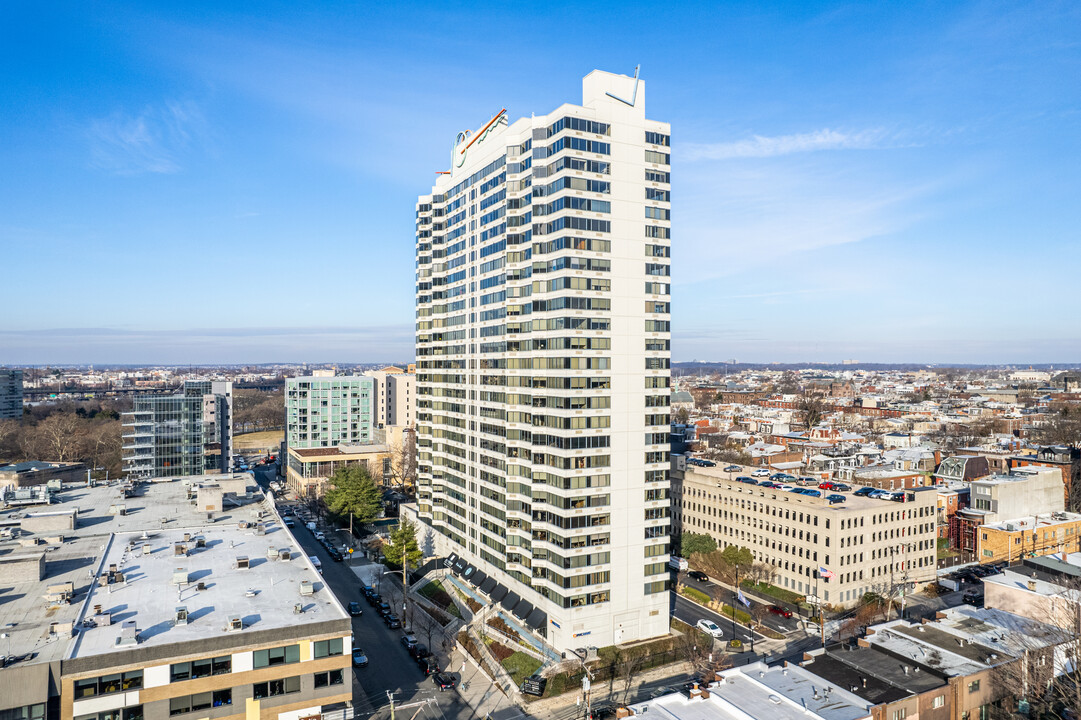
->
[251, 464, 472, 720]
[671, 594, 756, 646]
[675, 573, 802, 634]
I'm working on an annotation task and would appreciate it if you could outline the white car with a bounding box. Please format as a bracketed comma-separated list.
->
[751, 468, 770, 478]
[696, 619, 724, 639]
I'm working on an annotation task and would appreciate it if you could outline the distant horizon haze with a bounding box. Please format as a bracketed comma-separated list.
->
[2, 4, 1079, 361]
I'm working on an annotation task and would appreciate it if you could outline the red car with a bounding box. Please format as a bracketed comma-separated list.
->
[769, 605, 793, 618]
[818, 482, 835, 490]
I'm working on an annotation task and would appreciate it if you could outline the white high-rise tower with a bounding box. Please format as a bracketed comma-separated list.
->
[414, 69, 671, 648]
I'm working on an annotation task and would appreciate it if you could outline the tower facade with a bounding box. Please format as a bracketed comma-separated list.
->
[414, 70, 672, 648]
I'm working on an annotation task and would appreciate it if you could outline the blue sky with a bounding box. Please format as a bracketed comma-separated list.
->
[1, 1, 1079, 365]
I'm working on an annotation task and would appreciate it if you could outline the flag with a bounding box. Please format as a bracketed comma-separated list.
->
[819, 566, 835, 581]
[737, 588, 751, 607]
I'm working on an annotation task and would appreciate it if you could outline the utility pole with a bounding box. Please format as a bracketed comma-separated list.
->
[387, 691, 395, 720]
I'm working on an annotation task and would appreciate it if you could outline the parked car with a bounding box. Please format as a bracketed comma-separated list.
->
[818, 482, 835, 490]
[328, 550, 344, 562]
[432, 672, 457, 691]
[410, 643, 430, 660]
[751, 468, 770, 477]
[687, 570, 709, 582]
[352, 648, 368, 667]
[367, 592, 382, 606]
[826, 494, 846, 503]
[869, 490, 891, 499]
[853, 486, 876, 496]
[377, 602, 392, 617]
[696, 619, 724, 638]
[418, 656, 440, 676]
[347, 602, 363, 616]
[400, 633, 418, 650]
[769, 605, 792, 618]
[801, 489, 822, 497]
[962, 592, 984, 606]
[724, 465, 742, 472]
[831, 483, 851, 492]
[384, 613, 402, 629]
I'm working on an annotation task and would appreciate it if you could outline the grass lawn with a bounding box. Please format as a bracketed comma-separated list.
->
[680, 585, 712, 604]
[741, 580, 804, 605]
[502, 652, 543, 686]
[234, 430, 284, 450]
[419, 580, 463, 619]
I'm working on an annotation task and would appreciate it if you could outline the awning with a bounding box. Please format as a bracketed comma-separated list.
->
[468, 570, 487, 587]
[479, 577, 497, 594]
[501, 591, 521, 612]
[525, 608, 547, 630]
[462, 564, 476, 581]
[489, 583, 508, 602]
[512, 600, 533, 620]
[444, 553, 458, 568]
[452, 557, 466, 574]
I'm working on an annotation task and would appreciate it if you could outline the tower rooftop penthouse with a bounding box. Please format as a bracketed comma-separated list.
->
[414, 69, 672, 648]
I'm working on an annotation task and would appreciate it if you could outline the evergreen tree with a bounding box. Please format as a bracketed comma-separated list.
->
[383, 518, 424, 570]
[323, 464, 382, 523]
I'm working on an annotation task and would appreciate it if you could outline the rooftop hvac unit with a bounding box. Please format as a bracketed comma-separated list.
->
[255, 523, 266, 536]
[172, 568, 189, 585]
[197, 581, 206, 591]
[236, 556, 249, 569]
[266, 547, 277, 560]
[300, 580, 314, 596]
[174, 543, 188, 556]
[195, 537, 206, 548]
[143, 544, 151, 555]
[115, 620, 139, 647]
[174, 606, 189, 626]
[183, 532, 191, 542]
[278, 548, 291, 561]
[225, 616, 243, 632]
[293, 603, 303, 614]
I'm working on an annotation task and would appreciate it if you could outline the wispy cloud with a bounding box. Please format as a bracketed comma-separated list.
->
[681, 128, 888, 161]
[87, 100, 205, 174]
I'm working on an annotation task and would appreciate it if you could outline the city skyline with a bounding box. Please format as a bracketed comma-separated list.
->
[2, 2, 1080, 364]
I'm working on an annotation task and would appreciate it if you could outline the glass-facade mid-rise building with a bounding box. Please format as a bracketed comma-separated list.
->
[285, 376, 375, 449]
[121, 381, 233, 479]
[414, 70, 671, 649]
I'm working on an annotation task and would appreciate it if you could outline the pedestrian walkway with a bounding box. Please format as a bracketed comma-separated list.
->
[448, 646, 523, 720]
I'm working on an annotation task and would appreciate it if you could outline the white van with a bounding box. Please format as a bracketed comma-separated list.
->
[309, 556, 322, 574]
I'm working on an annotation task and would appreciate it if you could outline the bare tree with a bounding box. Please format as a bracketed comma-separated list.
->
[388, 429, 418, 489]
[415, 610, 442, 654]
[617, 650, 645, 703]
[0, 419, 20, 459]
[797, 392, 826, 431]
[32, 413, 82, 461]
[1037, 405, 1081, 447]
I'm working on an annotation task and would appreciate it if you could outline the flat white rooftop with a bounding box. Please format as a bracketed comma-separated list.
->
[67, 486, 344, 658]
[629, 662, 871, 720]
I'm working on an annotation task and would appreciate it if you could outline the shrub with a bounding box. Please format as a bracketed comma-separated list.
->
[487, 616, 522, 642]
[489, 641, 515, 662]
[680, 585, 712, 605]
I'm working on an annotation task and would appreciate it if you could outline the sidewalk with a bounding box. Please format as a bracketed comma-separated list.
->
[449, 645, 524, 719]
[521, 659, 696, 720]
